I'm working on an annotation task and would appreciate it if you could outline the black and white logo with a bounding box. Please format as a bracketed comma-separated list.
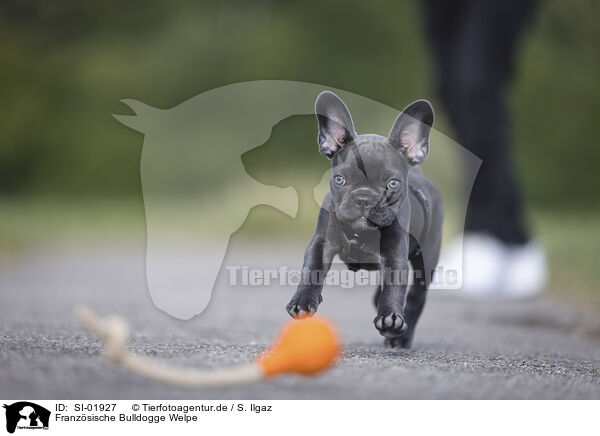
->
[3, 402, 50, 434]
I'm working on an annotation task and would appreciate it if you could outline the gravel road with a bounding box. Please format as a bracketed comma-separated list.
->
[1, 241, 599, 399]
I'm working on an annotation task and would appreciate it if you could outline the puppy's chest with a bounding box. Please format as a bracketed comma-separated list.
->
[331, 227, 382, 270]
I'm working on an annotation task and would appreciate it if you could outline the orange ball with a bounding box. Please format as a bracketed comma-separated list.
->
[258, 316, 341, 377]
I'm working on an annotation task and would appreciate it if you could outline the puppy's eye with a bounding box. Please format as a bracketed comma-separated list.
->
[387, 179, 400, 190]
[334, 175, 345, 186]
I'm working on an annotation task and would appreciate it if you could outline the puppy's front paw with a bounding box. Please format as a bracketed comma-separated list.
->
[373, 312, 407, 338]
[286, 293, 322, 318]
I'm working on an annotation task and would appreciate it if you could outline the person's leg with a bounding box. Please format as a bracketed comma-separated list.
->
[449, 0, 536, 244]
[421, 0, 466, 115]
[422, 0, 546, 297]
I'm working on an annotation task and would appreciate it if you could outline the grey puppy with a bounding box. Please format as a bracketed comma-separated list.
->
[286, 92, 443, 348]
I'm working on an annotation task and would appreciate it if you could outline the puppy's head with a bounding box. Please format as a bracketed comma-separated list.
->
[315, 91, 434, 231]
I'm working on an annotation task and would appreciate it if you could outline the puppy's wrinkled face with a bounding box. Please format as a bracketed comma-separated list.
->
[330, 135, 410, 230]
[314, 91, 435, 231]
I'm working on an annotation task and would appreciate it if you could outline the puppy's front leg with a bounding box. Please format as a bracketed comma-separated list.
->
[374, 225, 410, 337]
[286, 209, 333, 318]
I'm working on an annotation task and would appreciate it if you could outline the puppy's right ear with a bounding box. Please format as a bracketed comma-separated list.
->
[315, 91, 356, 159]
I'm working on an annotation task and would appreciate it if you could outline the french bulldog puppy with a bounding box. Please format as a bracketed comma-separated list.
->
[286, 92, 443, 348]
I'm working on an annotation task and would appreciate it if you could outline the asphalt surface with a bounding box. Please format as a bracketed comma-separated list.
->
[1, 241, 599, 399]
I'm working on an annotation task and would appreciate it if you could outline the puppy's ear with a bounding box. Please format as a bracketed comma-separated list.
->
[315, 91, 356, 159]
[388, 99, 434, 165]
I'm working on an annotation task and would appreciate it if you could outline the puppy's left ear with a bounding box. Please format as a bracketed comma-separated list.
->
[388, 100, 434, 165]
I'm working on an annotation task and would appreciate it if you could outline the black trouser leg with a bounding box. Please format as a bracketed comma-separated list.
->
[422, 0, 536, 244]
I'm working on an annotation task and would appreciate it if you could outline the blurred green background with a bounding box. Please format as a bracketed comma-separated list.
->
[1, 0, 599, 304]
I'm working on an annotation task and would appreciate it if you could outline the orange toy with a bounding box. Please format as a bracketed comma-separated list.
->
[259, 316, 341, 377]
[76, 307, 341, 388]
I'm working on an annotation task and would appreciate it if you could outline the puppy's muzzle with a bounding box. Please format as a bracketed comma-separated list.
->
[352, 188, 378, 210]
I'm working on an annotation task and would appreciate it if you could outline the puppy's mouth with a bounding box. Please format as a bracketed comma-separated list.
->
[334, 199, 397, 230]
[351, 216, 378, 231]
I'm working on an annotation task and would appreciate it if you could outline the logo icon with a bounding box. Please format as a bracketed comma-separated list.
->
[3, 402, 50, 434]
[113, 80, 480, 320]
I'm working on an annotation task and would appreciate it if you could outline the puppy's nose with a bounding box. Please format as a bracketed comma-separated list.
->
[354, 194, 375, 208]
[353, 188, 378, 208]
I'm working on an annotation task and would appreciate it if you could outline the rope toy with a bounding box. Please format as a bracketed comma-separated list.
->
[75, 307, 341, 388]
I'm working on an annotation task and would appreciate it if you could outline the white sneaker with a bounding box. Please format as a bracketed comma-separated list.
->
[502, 241, 548, 298]
[437, 233, 547, 299]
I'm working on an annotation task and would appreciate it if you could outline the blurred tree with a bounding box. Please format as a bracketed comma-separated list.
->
[0, 0, 598, 210]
